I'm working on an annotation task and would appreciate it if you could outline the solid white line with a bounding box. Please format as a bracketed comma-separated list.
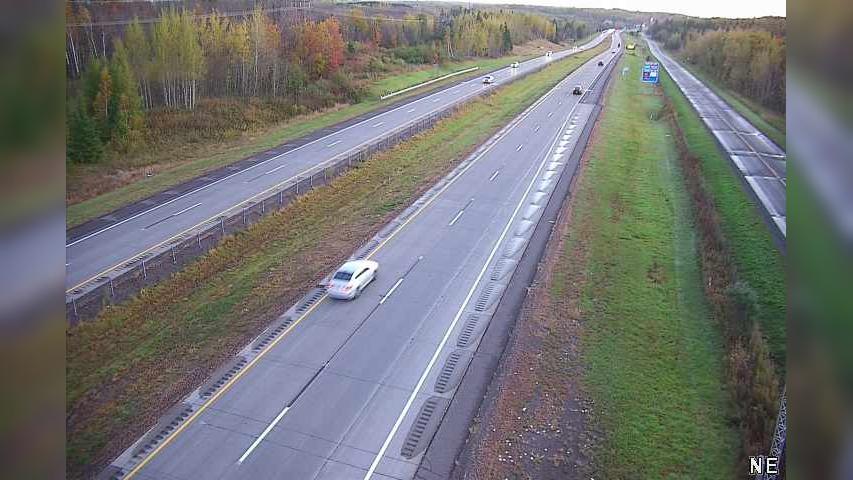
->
[489, 170, 500, 182]
[448, 209, 465, 227]
[171, 202, 202, 217]
[362, 63, 587, 480]
[238, 406, 290, 464]
[327, 140, 342, 148]
[379, 278, 404, 305]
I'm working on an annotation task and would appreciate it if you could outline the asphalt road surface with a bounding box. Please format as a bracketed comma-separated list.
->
[646, 37, 787, 239]
[106, 33, 621, 480]
[65, 31, 613, 294]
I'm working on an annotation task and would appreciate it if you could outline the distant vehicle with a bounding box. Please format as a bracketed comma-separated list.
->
[546, 50, 553, 57]
[572, 85, 583, 95]
[483, 75, 495, 84]
[510, 61, 519, 68]
[597, 60, 604, 66]
[327, 260, 378, 300]
[611, 50, 616, 53]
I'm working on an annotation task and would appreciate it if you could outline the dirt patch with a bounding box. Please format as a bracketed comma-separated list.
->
[455, 119, 606, 480]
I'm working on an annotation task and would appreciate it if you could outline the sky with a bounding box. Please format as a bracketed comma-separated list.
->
[442, 0, 786, 18]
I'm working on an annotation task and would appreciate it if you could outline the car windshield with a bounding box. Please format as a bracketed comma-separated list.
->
[333, 270, 353, 281]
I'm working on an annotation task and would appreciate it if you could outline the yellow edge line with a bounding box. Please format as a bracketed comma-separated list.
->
[121, 45, 589, 479]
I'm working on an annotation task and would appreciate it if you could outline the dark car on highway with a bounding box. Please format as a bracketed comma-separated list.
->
[598, 60, 604, 66]
[572, 85, 583, 95]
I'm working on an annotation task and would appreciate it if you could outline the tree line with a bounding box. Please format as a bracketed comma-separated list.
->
[648, 18, 786, 112]
[66, 5, 575, 163]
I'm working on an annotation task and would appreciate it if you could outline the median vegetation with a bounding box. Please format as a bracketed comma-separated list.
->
[564, 51, 739, 477]
[65, 39, 609, 479]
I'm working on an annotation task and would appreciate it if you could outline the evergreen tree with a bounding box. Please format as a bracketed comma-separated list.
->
[67, 101, 104, 164]
[502, 23, 513, 54]
[109, 39, 144, 149]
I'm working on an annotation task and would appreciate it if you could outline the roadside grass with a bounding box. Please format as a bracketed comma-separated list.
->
[675, 59, 786, 148]
[570, 52, 738, 478]
[65, 39, 610, 479]
[66, 40, 569, 228]
[659, 66, 787, 368]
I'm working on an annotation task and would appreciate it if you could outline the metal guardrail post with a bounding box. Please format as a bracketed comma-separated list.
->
[296, 176, 300, 194]
[220, 217, 225, 235]
[171, 246, 176, 264]
[109, 277, 114, 296]
[141, 258, 147, 280]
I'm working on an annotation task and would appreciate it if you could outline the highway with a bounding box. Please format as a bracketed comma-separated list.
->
[646, 37, 787, 239]
[65, 31, 613, 295]
[103, 32, 621, 480]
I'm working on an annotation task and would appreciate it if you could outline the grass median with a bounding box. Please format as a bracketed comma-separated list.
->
[66, 41, 570, 228]
[65, 38, 610, 479]
[570, 52, 738, 477]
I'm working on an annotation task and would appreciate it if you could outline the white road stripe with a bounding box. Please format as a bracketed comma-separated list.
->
[171, 202, 202, 217]
[237, 406, 290, 464]
[327, 140, 342, 148]
[373, 122, 384, 127]
[379, 278, 404, 305]
[516, 144, 523, 152]
[534, 124, 541, 132]
[406, 108, 416, 113]
[448, 209, 466, 227]
[489, 170, 500, 182]
[547, 111, 554, 118]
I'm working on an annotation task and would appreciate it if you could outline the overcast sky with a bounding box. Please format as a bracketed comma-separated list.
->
[441, 0, 785, 19]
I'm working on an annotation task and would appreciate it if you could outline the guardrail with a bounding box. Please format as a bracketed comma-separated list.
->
[379, 66, 480, 100]
[65, 46, 585, 325]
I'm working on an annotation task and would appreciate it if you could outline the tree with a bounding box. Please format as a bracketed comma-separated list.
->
[501, 23, 513, 54]
[67, 101, 104, 164]
[109, 39, 144, 149]
[92, 65, 113, 141]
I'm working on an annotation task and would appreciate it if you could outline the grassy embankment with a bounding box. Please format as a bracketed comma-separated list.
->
[65, 39, 610, 479]
[658, 60, 787, 368]
[676, 58, 786, 148]
[66, 39, 575, 228]
[560, 52, 739, 477]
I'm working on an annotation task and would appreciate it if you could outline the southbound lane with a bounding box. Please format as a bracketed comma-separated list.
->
[66, 32, 613, 293]
[646, 36, 787, 238]
[110, 33, 621, 480]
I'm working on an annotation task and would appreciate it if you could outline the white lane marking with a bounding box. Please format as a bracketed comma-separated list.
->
[373, 122, 384, 128]
[433, 98, 440, 103]
[489, 170, 500, 182]
[170, 202, 202, 217]
[406, 108, 416, 113]
[448, 210, 465, 227]
[547, 112, 553, 118]
[362, 94, 580, 480]
[534, 124, 541, 132]
[327, 140, 342, 148]
[264, 164, 288, 175]
[238, 406, 290, 464]
[379, 278, 404, 305]
[516, 144, 523, 152]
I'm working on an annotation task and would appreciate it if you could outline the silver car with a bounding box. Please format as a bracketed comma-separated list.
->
[327, 260, 379, 300]
[483, 75, 495, 84]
